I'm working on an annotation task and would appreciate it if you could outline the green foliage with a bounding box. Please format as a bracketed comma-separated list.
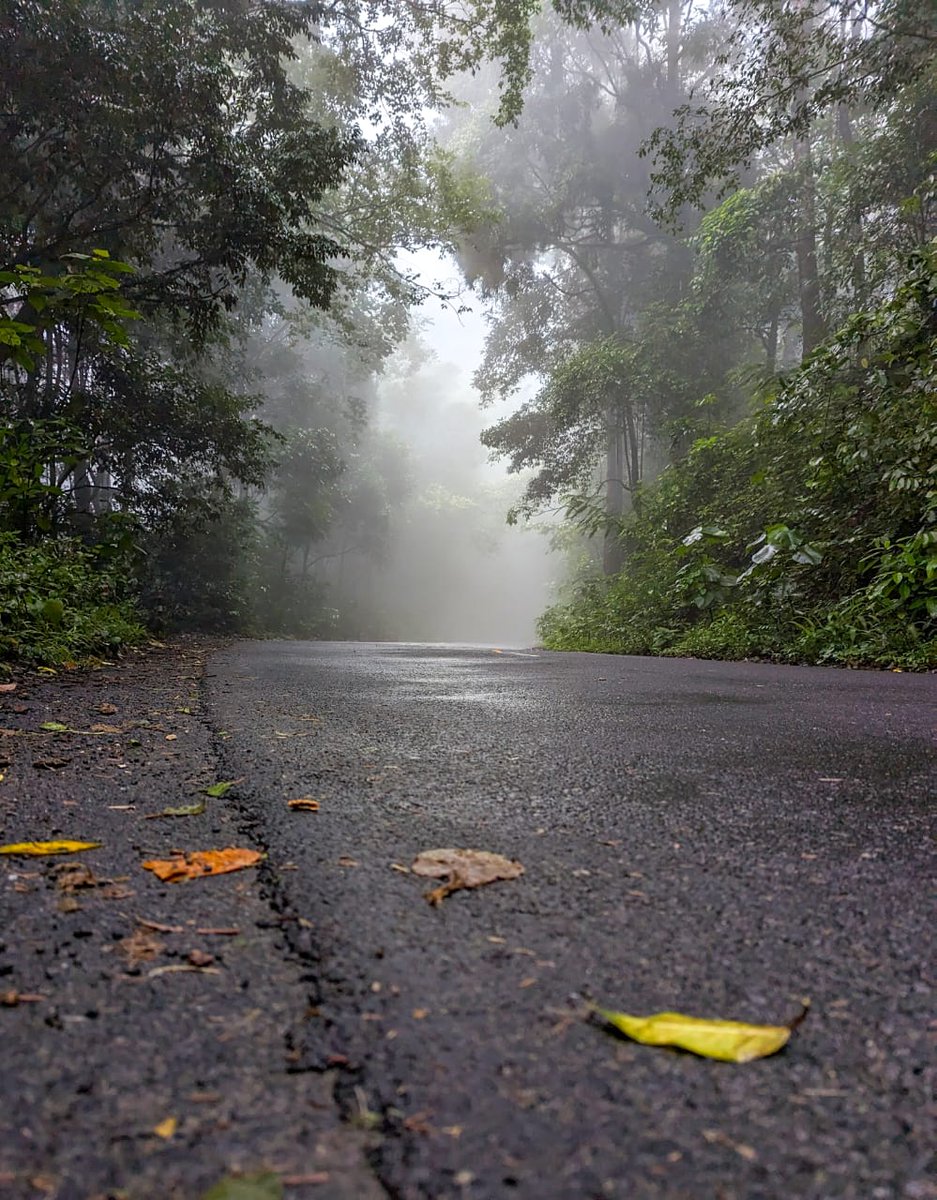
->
[539, 244, 937, 668]
[0, 251, 138, 370]
[0, 534, 145, 665]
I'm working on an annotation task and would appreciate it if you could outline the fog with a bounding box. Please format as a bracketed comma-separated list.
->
[327, 257, 558, 646]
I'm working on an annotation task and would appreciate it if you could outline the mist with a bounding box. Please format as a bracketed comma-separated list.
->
[1, 0, 930, 669]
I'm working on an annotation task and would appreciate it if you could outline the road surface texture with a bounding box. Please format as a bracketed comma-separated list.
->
[1, 640, 934, 1200]
[206, 641, 935, 1200]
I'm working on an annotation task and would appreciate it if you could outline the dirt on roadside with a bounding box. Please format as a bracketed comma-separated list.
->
[0, 639, 383, 1200]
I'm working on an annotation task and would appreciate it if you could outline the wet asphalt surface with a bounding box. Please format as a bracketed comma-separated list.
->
[1, 640, 934, 1200]
[204, 641, 936, 1200]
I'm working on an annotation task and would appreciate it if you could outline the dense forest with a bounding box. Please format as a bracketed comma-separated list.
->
[1, 0, 934, 668]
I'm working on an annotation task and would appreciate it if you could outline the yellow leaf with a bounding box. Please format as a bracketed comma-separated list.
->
[595, 1002, 808, 1062]
[153, 1116, 177, 1139]
[141, 847, 263, 882]
[0, 840, 101, 857]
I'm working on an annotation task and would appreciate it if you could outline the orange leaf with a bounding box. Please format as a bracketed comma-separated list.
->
[141, 847, 262, 883]
[288, 797, 320, 811]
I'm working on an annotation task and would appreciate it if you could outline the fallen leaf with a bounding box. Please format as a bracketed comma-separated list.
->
[141, 847, 263, 882]
[203, 779, 240, 797]
[147, 963, 220, 978]
[0, 990, 44, 1006]
[143, 800, 206, 820]
[702, 1129, 758, 1160]
[165, 734, 177, 742]
[201, 1174, 283, 1200]
[0, 682, 16, 693]
[153, 1116, 178, 1139]
[404, 1111, 432, 1134]
[411, 847, 525, 906]
[287, 797, 319, 811]
[55, 863, 106, 892]
[594, 1001, 809, 1062]
[188, 949, 215, 968]
[412, 1008, 429, 1019]
[97, 703, 118, 715]
[40, 722, 70, 733]
[89, 723, 121, 734]
[120, 928, 165, 965]
[136, 918, 183, 933]
[338, 855, 359, 867]
[0, 840, 101, 856]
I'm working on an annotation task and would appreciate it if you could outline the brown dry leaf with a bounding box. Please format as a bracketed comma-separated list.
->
[99, 884, 135, 900]
[136, 918, 183, 933]
[410, 847, 525, 906]
[54, 863, 105, 892]
[287, 797, 320, 812]
[97, 703, 118, 715]
[338, 855, 359, 868]
[0, 682, 17, 694]
[188, 949, 215, 968]
[120, 928, 165, 965]
[703, 1129, 758, 1160]
[58, 895, 81, 913]
[141, 846, 263, 882]
[147, 963, 220, 978]
[165, 734, 177, 742]
[1, 990, 44, 1006]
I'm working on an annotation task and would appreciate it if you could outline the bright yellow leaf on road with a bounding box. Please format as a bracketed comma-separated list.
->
[595, 1003, 808, 1062]
[0, 840, 101, 856]
[153, 1116, 178, 1139]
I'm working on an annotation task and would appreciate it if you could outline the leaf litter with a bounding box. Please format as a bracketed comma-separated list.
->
[201, 1173, 284, 1200]
[411, 848, 525, 906]
[202, 779, 241, 797]
[0, 840, 101, 856]
[287, 797, 319, 811]
[143, 800, 206, 820]
[592, 1000, 810, 1062]
[141, 847, 263, 882]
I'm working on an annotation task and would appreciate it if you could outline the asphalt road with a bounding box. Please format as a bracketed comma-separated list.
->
[204, 642, 936, 1200]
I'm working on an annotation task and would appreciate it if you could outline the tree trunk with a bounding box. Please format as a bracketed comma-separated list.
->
[792, 134, 826, 359]
[603, 413, 625, 576]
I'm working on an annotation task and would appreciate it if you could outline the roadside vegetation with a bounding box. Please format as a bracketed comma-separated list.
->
[1, 0, 933, 667]
[539, 247, 937, 667]
[441, 0, 936, 667]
